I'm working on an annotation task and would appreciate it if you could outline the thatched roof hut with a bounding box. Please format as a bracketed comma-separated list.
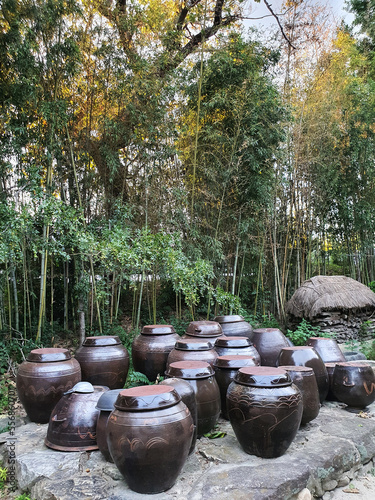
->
[286, 276, 375, 341]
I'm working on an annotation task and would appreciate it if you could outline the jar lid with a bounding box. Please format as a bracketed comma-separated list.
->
[165, 360, 214, 379]
[252, 328, 283, 334]
[214, 336, 252, 348]
[114, 385, 180, 411]
[214, 355, 258, 369]
[174, 339, 213, 351]
[141, 325, 176, 335]
[278, 365, 314, 374]
[185, 321, 223, 337]
[82, 336, 121, 346]
[64, 382, 95, 395]
[26, 348, 71, 363]
[96, 389, 124, 411]
[214, 315, 244, 324]
[234, 367, 292, 387]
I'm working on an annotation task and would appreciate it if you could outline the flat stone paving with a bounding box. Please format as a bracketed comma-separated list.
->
[1, 400, 375, 500]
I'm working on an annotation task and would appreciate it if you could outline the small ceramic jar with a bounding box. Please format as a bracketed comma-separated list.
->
[332, 362, 375, 409]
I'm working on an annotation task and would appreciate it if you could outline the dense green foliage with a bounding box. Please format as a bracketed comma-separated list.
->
[0, 1, 375, 357]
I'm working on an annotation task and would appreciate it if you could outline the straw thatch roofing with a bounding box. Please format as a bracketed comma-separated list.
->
[286, 275, 375, 319]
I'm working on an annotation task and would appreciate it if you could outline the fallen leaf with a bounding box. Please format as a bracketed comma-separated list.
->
[342, 488, 360, 494]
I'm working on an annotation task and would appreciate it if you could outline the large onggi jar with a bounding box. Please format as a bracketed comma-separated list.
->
[74, 335, 129, 389]
[16, 348, 81, 423]
[214, 315, 253, 339]
[165, 360, 221, 437]
[227, 367, 303, 458]
[107, 385, 193, 494]
[132, 325, 180, 381]
[166, 338, 218, 368]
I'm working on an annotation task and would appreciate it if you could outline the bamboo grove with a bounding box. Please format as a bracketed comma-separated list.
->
[1, 0, 375, 347]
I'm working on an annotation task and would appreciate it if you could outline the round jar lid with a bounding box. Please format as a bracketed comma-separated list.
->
[64, 382, 95, 395]
[185, 321, 223, 337]
[26, 348, 71, 363]
[214, 315, 244, 324]
[252, 328, 283, 334]
[114, 385, 180, 411]
[165, 360, 214, 379]
[214, 355, 258, 369]
[141, 325, 176, 335]
[82, 336, 121, 347]
[278, 365, 314, 374]
[96, 389, 125, 411]
[234, 366, 292, 387]
[214, 336, 252, 348]
[174, 339, 213, 351]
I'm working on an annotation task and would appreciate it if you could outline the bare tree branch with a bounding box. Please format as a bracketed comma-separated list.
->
[263, 0, 296, 49]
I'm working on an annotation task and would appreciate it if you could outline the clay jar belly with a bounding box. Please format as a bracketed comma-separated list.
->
[214, 315, 253, 340]
[227, 367, 303, 458]
[16, 348, 81, 424]
[166, 339, 218, 368]
[277, 346, 329, 403]
[132, 325, 180, 382]
[251, 328, 291, 367]
[214, 336, 260, 365]
[74, 336, 129, 389]
[165, 360, 221, 437]
[107, 385, 193, 494]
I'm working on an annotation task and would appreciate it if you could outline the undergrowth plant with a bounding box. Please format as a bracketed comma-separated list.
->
[286, 319, 335, 346]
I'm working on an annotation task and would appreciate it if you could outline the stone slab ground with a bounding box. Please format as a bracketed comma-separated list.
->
[1, 400, 375, 500]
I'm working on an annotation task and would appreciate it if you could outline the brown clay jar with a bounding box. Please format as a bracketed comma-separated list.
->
[251, 328, 291, 367]
[165, 360, 221, 437]
[74, 336, 129, 389]
[167, 338, 218, 368]
[280, 365, 320, 425]
[325, 362, 339, 401]
[95, 389, 123, 461]
[45, 383, 108, 451]
[214, 315, 253, 339]
[226, 367, 303, 458]
[16, 348, 81, 424]
[182, 320, 223, 340]
[277, 346, 329, 403]
[214, 336, 260, 365]
[213, 355, 258, 420]
[132, 325, 180, 381]
[332, 362, 375, 409]
[107, 385, 193, 494]
[306, 337, 346, 363]
[160, 377, 198, 454]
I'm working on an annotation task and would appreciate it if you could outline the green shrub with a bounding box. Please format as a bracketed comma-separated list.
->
[286, 319, 335, 346]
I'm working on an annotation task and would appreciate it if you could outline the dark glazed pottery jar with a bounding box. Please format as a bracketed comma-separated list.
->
[213, 355, 258, 419]
[96, 389, 123, 461]
[45, 383, 108, 451]
[132, 325, 180, 381]
[107, 385, 193, 494]
[251, 328, 290, 367]
[332, 362, 375, 409]
[165, 360, 221, 436]
[16, 348, 81, 423]
[306, 337, 346, 363]
[214, 315, 253, 339]
[214, 336, 261, 365]
[277, 346, 329, 403]
[167, 339, 218, 368]
[279, 365, 320, 425]
[227, 367, 303, 458]
[183, 320, 223, 340]
[325, 362, 339, 401]
[74, 336, 129, 389]
[160, 377, 198, 454]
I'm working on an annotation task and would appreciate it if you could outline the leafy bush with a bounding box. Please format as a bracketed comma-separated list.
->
[286, 319, 335, 346]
